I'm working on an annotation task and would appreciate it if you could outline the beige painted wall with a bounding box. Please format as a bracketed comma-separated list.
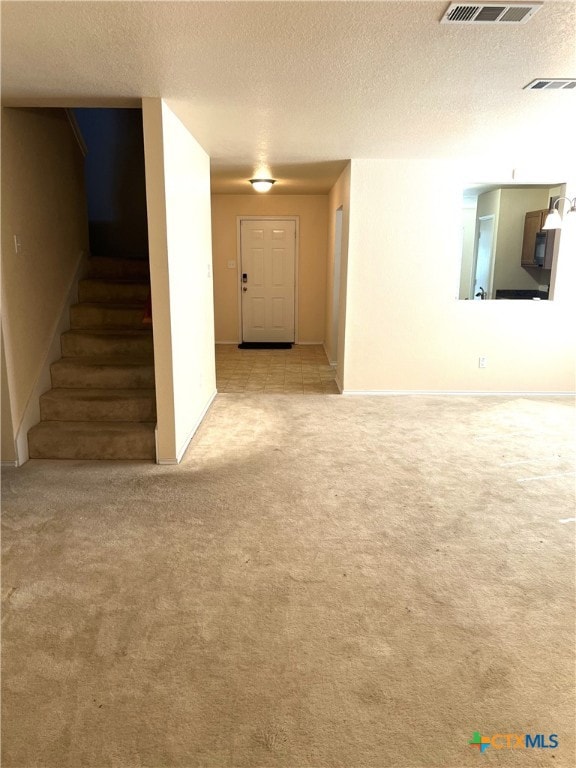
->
[1, 107, 88, 457]
[342, 159, 575, 393]
[142, 98, 215, 463]
[325, 163, 351, 381]
[211, 195, 328, 343]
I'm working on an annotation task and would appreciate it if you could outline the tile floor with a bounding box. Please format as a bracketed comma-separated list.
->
[215, 344, 340, 394]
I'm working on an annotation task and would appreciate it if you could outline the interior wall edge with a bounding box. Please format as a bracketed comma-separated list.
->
[142, 97, 176, 462]
[175, 390, 217, 464]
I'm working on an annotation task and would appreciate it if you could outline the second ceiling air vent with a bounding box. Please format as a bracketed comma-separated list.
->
[524, 79, 576, 90]
[441, 3, 542, 24]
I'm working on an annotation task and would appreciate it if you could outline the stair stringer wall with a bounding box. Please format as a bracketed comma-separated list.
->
[1, 106, 90, 465]
[13, 250, 88, 465]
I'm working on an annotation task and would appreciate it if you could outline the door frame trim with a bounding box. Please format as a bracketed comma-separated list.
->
[236, 216, 300, 343]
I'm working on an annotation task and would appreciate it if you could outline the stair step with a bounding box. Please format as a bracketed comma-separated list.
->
[61, 330, 154, 357]
[78, 279, 150, 305]
[40, 388, 157, 422]
[51, 356, 155, 389]
[70, 303, 148, 330]
[28, 421, 156, 460]
[86, 257, 150, 280]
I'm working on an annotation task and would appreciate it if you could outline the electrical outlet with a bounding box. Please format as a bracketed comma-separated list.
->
[207, 264, 212, 278]
[227, 260, 236, 269]
[478, 356, 487, 369]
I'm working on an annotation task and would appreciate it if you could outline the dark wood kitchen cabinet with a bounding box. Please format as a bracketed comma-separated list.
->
[521, 209, 555, 269]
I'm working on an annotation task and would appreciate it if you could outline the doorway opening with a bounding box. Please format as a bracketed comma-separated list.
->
[73, 108, 148, 258]
[331, 207, 343, 364]
[471, 215, 495, 300]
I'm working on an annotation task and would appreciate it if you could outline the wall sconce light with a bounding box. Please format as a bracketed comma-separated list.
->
[250, 178, 276, 193]
[542, 196, 576, 229]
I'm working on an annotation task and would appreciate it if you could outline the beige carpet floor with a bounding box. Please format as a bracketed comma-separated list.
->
[2, 394, 575, 768]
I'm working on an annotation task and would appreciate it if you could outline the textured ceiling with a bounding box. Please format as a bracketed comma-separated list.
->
[2, 1, 575, 193]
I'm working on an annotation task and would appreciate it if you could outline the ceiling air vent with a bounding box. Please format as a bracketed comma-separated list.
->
[441, 3, 542, 24]
[524, 79, 576, 90]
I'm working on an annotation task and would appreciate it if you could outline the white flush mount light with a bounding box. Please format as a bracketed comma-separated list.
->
[542, 197, 576, 230]
[250, 178, 276, 193]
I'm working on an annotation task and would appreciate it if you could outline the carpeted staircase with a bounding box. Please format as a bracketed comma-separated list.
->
[28, 257, 156, 460]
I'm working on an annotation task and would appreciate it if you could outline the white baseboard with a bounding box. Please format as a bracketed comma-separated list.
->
[156, 389, 217, 465]
[335, 376, 343, 393]
[13, 250, 88, 466]
[1, 461, 19, 468]
[341, 389, 576, 397]
[215, 341, 240, 345]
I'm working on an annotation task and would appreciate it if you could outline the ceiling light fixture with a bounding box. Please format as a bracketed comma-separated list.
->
[542, 197, 576, 230]
[250, 178, 275, 193]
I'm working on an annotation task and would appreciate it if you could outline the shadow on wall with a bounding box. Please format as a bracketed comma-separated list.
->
[73, 108, 148, 258]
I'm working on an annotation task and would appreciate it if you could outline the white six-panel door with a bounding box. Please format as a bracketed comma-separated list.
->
[240, 219, 296, 342]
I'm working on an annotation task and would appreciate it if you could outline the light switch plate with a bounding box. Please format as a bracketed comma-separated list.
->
[227, 260, 236, 269]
